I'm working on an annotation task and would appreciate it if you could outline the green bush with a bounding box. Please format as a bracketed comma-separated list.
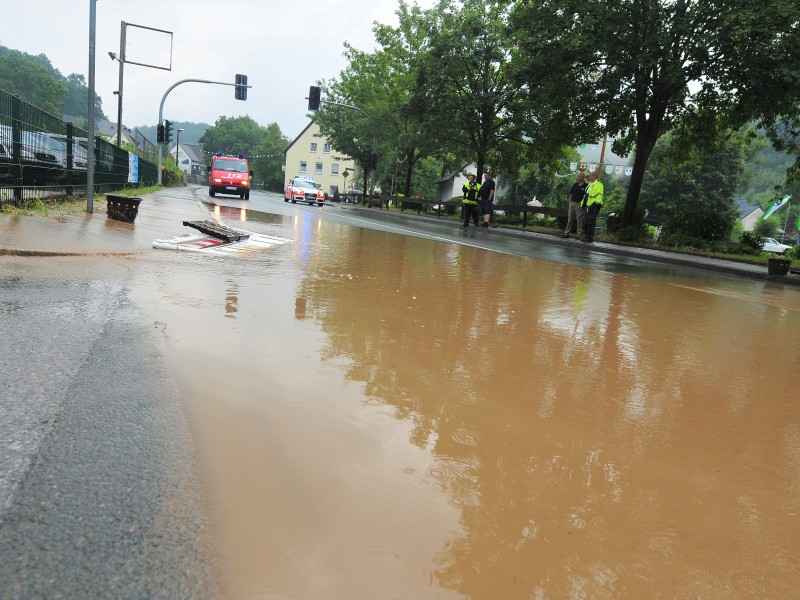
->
[494, 213, 523, 226]
[739, 231, 765, 255]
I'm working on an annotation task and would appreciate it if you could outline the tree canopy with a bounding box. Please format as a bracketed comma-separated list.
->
[0, 45, 106, 120]
[199, 115, 288, 191]
[510, 0, 800, 229]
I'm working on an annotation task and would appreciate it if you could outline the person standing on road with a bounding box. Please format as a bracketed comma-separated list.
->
[479, 171, 495, 228]
[563, 172, 587, 237]
[582, 171, 604, 243]
[462, 174, 481, 227]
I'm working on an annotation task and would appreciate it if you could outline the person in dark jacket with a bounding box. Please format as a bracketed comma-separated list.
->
[563, 172, 587, 237]
[479, 171, 495, 228]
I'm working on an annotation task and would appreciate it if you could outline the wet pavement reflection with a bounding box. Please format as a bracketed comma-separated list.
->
[132, 202, 800, 599]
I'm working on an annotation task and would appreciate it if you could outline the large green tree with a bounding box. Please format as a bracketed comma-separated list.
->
[424, 0, 525, 178]
[0, 46, 106, 121]
[0, 48, 67, 116]
[316, 1, 449, 196]
[251, 122, 289, 191]
[199, 115, 287, 188]
[639, 132, 746, 245]
[511, 0, 800, 230]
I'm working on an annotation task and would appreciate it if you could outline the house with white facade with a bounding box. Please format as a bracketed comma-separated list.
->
[736, 197, 764, 232]
[172, 142, 205, 179]
[284, 121, 356, 197]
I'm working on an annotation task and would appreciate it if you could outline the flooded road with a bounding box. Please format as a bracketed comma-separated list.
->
[132, 196, 800, 599]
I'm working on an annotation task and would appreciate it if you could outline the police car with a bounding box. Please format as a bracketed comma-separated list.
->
[284, 176, 325, 206]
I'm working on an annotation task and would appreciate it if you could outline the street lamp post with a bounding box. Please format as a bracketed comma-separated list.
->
[108, 21, 126, 148]
[175, 128, 184, 165]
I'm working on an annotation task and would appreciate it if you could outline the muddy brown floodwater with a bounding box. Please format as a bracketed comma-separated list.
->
[131, 210, 800, 599]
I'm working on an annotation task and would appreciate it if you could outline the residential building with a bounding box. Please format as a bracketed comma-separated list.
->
[284, 121, 355, 197]
[172, 142, 205, 181]
[96, 119, 136, 147]
[435, 164, 508, 203]
[736, 197, 764, 232]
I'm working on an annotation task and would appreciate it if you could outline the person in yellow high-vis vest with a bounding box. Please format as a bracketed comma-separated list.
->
[582, 171, 604, 243]
[461, 174, 481, 227]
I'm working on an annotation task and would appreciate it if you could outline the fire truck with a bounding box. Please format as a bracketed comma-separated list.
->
[207, 153, 253, 200]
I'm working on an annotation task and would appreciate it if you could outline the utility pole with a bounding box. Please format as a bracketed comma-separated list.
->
[114, 22, 126, 147]
[306, 86, 377, 196]
[87, 0, 96, 213]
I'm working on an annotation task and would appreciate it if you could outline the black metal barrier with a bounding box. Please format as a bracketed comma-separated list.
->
[348, 193, 571, 229]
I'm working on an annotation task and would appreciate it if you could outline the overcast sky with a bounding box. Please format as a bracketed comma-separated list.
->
[2, 0, 434, 140]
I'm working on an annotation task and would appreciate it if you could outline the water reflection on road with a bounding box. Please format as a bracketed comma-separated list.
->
[132, 202, 800, 599]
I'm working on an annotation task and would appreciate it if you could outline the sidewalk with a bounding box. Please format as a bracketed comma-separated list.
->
[2, 191, 798, 287]
[344, 204, 800, 287]
[0, 193, 211, 256]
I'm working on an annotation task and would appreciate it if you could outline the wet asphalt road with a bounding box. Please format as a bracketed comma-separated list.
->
[0, 185, 796, 598]
[0, 259, 217, 598]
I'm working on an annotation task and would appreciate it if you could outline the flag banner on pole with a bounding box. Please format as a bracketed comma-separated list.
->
[762, 195, 791, 220]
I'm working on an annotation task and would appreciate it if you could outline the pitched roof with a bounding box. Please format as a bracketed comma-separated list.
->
[735, 197, 763, 219]
[180, 143, 205, 163]
[284, 121, 315, 154]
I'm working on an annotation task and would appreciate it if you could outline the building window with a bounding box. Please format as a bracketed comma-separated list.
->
[299, 161, 307, 173]
[310, 142, 317, 153]
[331, 163, 339, 175]
[323, 143, 331, 154]
[315, 162, 323, 174]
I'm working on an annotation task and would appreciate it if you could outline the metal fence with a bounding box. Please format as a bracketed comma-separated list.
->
[0, 89, 158, 206]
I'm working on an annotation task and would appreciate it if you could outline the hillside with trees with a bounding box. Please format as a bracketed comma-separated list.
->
[0, 45, 106, 122]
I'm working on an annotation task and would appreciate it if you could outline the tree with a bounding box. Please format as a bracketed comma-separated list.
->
[62, 73, 106, 121]
[511, 0, 800, 230]
[199, 115, 288, 188]
[424, 0, 524, 178]
[639, 132, 746, 246]
[0, 48, 67, 116]
[0, 46, 106, 121]
[250, 122, 289, 191]
[315, 1, 450, 197]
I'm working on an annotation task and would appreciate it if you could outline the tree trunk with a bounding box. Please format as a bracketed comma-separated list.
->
[403, 148, 414, 196]
[475, 153, 486, 182]
[621, 133, 658, 228]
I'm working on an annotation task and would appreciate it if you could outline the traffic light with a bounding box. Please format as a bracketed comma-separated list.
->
[164, 120, 174, 145]
[235, 73, 248, 101]
[156, 124, 165, 144]
[308, 86, 321, 111]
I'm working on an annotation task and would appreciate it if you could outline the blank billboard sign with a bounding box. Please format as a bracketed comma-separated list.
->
[123, 22, 173, 71]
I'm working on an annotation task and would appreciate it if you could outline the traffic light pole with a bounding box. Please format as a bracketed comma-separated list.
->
[157, 77, 251, 184]
[309, 95, 377, 196]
